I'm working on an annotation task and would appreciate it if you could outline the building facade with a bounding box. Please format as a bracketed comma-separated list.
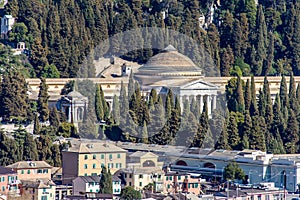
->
[0, 166, 20, 197]
[62, 140, 127, 184]
[6, 161, 52, 181]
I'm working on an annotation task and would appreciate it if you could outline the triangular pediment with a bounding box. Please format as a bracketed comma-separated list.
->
[180, 80, 219, 90]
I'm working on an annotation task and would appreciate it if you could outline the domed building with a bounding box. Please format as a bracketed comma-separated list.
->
[135, 45, 220, 116]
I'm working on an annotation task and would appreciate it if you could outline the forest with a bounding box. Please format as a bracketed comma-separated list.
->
[2, 0, 300, 78]
[0, 0, 300, 167]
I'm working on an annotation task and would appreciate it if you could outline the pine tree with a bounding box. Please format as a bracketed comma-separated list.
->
[37, 78, 50, 122]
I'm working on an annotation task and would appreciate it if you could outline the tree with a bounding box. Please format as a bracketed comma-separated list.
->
[0, 69, 31, 122]
[8, 22, 29, 43]
[23, 133, 38, 161]
[95, 84, 104, 121]
[41, 64, 60, 78]
[283, 109, 299, 154]
[214, 119, 230, 150]
[120, 187, 141, 200]
[99, 166, 112, 194]
[112, 95, 120, 125]
[227, 112, 240, 150]
[33, 114, 40, 135]
[244, 79, 251, 111]
[37, 78, 50, 122]
[224, 162, 245, 181]
[279, 75, 289, 109]
[49, 107, 60, 128]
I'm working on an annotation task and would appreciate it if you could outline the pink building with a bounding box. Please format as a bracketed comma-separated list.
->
[6, 161, 52, 181]
[0, 166, 20, 197]
[163, 172, 203, 195]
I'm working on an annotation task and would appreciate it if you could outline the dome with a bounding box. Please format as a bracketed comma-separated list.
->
[138, 45, 202, 75]
[134, 45, 203, 85]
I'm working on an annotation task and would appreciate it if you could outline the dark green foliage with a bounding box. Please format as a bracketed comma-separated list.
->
[33, 114, 40, 135]
[0, 69, 31, 122]
[283, 110, 299, 153]
[120, 186, 141, 200]
[37, 78, 50, 122]
[49, 107, 60, 128]
[224, 162, 245, 181]
[99, 166, 113, 194]
[227, 112, 240, 150]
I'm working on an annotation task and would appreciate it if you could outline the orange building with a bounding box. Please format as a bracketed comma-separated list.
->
[6, 161, 52, 181]
[0, 166, 20, 197]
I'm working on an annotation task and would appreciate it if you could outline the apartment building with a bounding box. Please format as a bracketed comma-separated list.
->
[62, 140, 127, 184]
[6, 161, 52, 181]
[0, 166, 20, 197]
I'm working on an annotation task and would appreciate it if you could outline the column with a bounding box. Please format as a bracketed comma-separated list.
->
[212, 95, 217, 110]
[199, 95, 203, 113]
[207, 95, 212, 116]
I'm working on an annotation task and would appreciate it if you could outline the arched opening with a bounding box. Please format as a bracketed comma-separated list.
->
[77, 107, 83, 121]
[142, 160, 155, 167]
[203, 162, 215, 168]
[176, 160, 187, 166]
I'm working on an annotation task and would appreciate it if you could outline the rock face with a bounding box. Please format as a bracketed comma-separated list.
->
[135, 45, 203, 86]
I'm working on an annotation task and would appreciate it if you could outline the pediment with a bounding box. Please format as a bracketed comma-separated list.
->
[180, 80, 219, 90]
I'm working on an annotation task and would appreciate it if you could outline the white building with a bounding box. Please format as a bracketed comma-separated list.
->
[72, 176, 101, 195]
[1, 15, 14, 38]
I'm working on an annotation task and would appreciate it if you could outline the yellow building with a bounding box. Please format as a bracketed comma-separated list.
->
[62, 140, 127, 184]
[121, 151, 165, 192]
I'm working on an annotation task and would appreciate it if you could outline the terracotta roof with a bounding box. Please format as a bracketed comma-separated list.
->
[22, 179, 55, 189]
[73, 176, 101, 183]
[6, 161, 52, 169]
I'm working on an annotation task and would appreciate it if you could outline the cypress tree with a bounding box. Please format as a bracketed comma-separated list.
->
[289, 73, 297, 111]
[141, 120, 149, 144]
[249, 76, 258, 115]
[215, 117, 230, 150]
[95, 84, 104, 121]
[263, 77, 273, 126]
[128, 71, 135, 99]
[49, 107, 60, 128]
[227, 112, 240, 150]
[283, 109, 299, 154]
[244, 79, 251, 111]
[112, 95, 120, 125]
[249, 115, 266, 151]
[99, 166, 113, 194]
[33, 114, 40, 135]
[119, 81, 129, 126]
[236, 76, 245, 113]
[23, 133, 38, 161]
[37, 78, 50, 122]
[245, 0, 257, 29]
[279, 75, 289, 109]
[242, 110, 252, 149]
[100, 86, 110, 120]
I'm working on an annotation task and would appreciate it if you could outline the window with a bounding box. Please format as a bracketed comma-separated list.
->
[119, 163, 122, 168]
[84, 173, 88, 176]
[93, 164, 96, 169]
[37, 169, 42, 174]
[91, 173, 97, 176]
[41, 196, 47, 200]
[27, 170, 30, 174]
[116, 163, 119, 168]
[167, 184, 170, 189]
[1, 177, 4, 182]
[84, 164, 88, 169]
[43, 169, 48, 173]
[124, 174, 127, 178]
[93, 155, 96, 159]
[84, 155, 88, 160]
[109, 154, 112, 159]
[101, 163, 104, 167]
[139, 182, 142, 186]
[169, 176, 172, 181]
[139, 175, 143, 179]
[129, 182, 132, 186]
[129, 174, 132, 178]
[21, 170, 24, 174]
[101, 154, 104, 159]
[158, 175, 161, 179]
[178, 176, 181, 180]
[166, 177, 168, 181]
[117, 154, 121, 158]
[1, 186, 4, 191]
[111, 163, 114, 168]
